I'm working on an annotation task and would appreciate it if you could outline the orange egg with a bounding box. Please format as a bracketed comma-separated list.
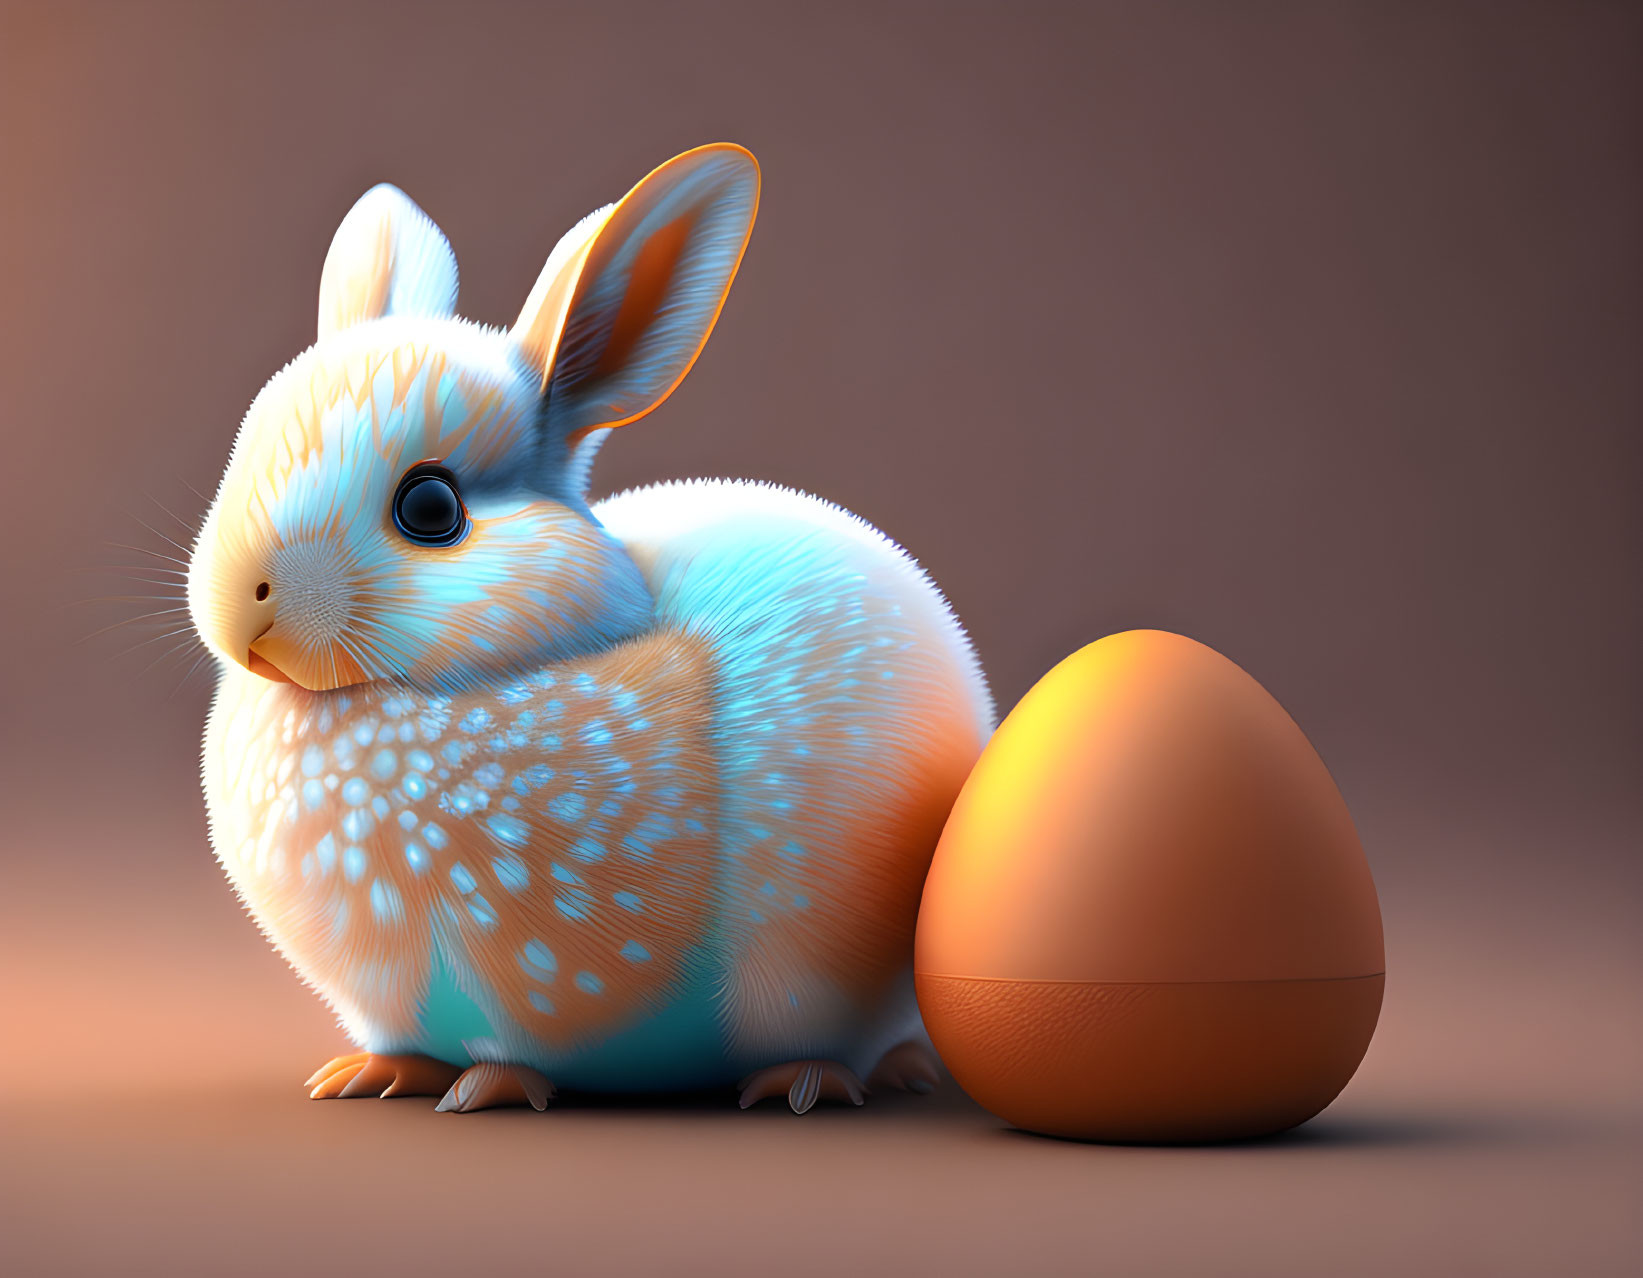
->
[915, 630, 1384, 1142]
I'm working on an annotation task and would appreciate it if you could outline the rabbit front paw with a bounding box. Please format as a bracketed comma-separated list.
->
[305, 1052, 463, 1100]
[433, 1062, 556, 1113]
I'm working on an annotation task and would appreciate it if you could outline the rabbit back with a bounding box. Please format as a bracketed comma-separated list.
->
[595, 478, 994, 1070]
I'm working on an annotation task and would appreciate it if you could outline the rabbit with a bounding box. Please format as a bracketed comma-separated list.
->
[187, 144, 994, 1114]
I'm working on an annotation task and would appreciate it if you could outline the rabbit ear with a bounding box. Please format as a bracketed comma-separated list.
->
[511, 144, 760, 441]
[317, 184, 459, 338]
[510, 204, 617, 384]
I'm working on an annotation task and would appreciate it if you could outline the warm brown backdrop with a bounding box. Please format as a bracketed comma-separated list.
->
[1, 2, 1638, 1275]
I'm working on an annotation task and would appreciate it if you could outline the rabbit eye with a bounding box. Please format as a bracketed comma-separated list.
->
[392, 464, 468, 547]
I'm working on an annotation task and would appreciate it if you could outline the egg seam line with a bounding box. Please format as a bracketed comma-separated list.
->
[915, 972, 1386, 986]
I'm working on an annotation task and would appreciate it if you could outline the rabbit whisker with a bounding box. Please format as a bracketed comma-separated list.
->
[78, 612, 193, 644]
[167, 648, 216, 701]
[132, 633, 204, 679]
[146, 491, 204, 537]
[67, 596, 187, 607]
[79, 558, 190, 577]
[115, 625, 199, 657]
[129, 514, 194, 558]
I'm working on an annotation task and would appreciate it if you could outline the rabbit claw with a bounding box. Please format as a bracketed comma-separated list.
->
[738, 1060, 866, 1114]
[867, 1040, 942, 1095]
[434, 1062, 556, 1113]
[305, 1052, 462, 1100]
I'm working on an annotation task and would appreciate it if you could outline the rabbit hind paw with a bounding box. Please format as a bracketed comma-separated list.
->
[867, 1040, 942, 1095]
[737, 1060, 866, 1114]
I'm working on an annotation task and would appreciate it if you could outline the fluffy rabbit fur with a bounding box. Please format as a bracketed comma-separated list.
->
[187, 145, 992, 1112]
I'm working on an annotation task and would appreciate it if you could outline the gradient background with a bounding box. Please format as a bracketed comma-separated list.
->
[1, 2, 1638, 1275]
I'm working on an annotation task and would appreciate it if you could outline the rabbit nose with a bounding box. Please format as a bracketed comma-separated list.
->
[243, 579, 280, 667]
[245, 587, 291, 683]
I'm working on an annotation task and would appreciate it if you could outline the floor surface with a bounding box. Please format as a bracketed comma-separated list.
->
[2, 809, 1638, 1276]
[2, 1073, 1636, 1277]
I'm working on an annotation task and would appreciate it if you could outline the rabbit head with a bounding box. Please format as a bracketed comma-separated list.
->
[188, 145, 759, 692]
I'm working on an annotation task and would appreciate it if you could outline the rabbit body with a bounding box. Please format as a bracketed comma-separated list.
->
[189, 145, 992, 1098]
[204, 477, 989, 1089]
